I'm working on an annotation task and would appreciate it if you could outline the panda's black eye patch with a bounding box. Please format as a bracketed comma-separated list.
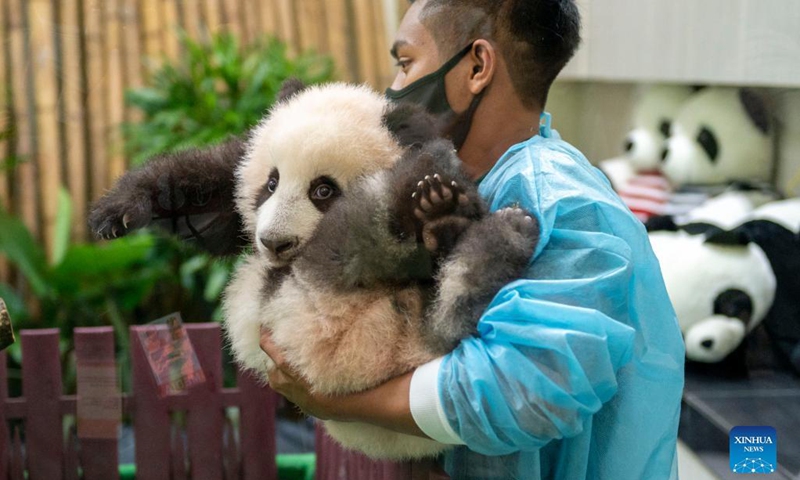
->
[659, 119, 671, 138]
[309, 176, 341, 212]
[697, 126, 719, 163]
[255, 168, 279, 209]
[713, 289, 753, 325]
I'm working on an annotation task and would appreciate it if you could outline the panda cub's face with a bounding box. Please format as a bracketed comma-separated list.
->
[235, 83, 403, 267]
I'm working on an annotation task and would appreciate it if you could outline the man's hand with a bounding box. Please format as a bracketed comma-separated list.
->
[258, 327, 430, 439]
[259, 327, 341, 420]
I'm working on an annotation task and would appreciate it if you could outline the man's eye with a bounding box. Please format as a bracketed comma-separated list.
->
[267, 178, 278, 193]
[395, 59, 410, 70]
[313, 185, 334, 200]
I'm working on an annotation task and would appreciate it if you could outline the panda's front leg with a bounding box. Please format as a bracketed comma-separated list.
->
[88, 137, 248, 256]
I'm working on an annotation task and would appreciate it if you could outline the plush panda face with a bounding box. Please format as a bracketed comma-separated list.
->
[235, 83, 403, 266]
[661, 88, 773, 186]
[623, 85, 693, 173]
[649, 230, 776, 362]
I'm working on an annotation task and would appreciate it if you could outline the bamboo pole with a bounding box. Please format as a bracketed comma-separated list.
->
[241, 0, 259, 45]
[121, 0, 144, 123]
[351, 0, 379, 86]
[8, 0, 40, 239]
[140, 0, 164, 69]
[274, 0, 298, 54]
[162, 0, 181, 60]
[371, 0, 393, 88]
[0, 0, 8, 210]
[325, 0, 356, 82]
[220, 0, 242, 41]
[61, 0, 89, 240]
[297, 0, 327, 54]
[181, 0, 203, 41]
[258, 0, 278, 39]
[0, 0, 8, 281]
[83, 0, 108, 202]
[201, 0, 222, 36]
[30, 0, 63, 258]
[104, 0, 126, 186]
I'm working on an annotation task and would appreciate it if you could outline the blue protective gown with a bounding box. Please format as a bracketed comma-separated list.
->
[434, 119, 685, 479]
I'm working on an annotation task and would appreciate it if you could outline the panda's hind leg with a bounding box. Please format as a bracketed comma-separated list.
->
[424, 207, 540, 353]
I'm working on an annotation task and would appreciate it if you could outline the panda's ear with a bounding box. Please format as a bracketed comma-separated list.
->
[704, 227, 751, 246]
[277, 78, 308, 103]
[383, 102, 441, 148]
[739, 89, 771, 135]
[645, 215, 679, 232]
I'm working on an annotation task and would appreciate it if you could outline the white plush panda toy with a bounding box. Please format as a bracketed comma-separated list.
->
[600, 85, 695, 222]
[649, 194, 800, 377]
[659, 88, 777, 215]
[600, 84, 694, 192]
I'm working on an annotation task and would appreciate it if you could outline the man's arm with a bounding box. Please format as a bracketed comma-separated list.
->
[259, 329, 429, 439]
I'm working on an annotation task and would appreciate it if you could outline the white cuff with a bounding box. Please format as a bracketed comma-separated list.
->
[409, 357, 465, 445]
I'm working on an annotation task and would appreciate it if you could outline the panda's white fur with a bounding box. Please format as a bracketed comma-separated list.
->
[235, 84, 403, 263]
[222, 83, 448, 459]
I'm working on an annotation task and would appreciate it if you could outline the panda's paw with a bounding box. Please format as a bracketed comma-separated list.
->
[88, 196, 152, 240]
[421, 217, 472, 254]
[494, 207, 539, 241]
[412, 174, 470, 222]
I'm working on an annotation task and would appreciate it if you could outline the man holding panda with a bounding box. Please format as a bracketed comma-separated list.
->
[261, 0, 685, 478]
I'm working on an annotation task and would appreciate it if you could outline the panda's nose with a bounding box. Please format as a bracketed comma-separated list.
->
[700, 339, 714, 349]
[261, 236, 299, 257]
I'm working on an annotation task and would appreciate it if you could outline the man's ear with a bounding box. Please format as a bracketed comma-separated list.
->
[277, 78, 308, 103]
[468, 39, 496, 96]
[383, 102, 442, 147]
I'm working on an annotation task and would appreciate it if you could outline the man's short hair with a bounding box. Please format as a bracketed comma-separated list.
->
[411, 0, 581, 109]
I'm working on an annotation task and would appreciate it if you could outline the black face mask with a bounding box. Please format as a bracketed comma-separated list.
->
[385, 43, 485, 150]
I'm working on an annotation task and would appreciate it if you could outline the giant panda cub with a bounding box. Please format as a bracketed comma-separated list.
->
[89, 82, 539, 460]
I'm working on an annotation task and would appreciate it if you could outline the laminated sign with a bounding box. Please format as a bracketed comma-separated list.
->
[137, 313, 206, 397]
[77, 361, 121, 439]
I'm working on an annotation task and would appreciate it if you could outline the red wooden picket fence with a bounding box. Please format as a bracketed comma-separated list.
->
[0, 324, 448, 480]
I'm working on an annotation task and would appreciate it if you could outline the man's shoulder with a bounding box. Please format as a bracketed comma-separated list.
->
[488, 135, 617, 208]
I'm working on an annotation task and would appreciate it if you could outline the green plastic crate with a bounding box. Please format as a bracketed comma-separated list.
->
[118, 453, 315, 480]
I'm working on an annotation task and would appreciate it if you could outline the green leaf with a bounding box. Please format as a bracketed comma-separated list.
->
[51, 188, 73, 266]
[0, 211, 51, 297]
[0, 283, 30, 326]
[204, 261, 230, 302]
[50, 234, 156, 288]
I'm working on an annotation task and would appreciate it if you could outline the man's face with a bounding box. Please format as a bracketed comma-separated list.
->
[389, 1, 444, 91]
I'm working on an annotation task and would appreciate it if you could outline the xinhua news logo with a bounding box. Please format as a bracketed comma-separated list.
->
[729, 426, 777, 474]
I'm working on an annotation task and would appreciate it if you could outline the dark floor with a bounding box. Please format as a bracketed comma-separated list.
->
[679, 369, 800, 479]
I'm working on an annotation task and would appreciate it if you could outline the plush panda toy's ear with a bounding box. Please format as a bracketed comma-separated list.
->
[382, 102, 442, 148]
[739, 89, 772, 135]
[277, 78, 308, 103]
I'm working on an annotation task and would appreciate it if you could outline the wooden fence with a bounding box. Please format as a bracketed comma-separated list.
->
[0, 324, 447, 480]
[0, 0, 408, 271]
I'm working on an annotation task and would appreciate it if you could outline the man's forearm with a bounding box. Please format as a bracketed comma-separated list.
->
[330, 371, 430, 439]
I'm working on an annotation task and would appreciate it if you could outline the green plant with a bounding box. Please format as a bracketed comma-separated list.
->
[124, 33, 334, 165]
[0, 190, 234, 391]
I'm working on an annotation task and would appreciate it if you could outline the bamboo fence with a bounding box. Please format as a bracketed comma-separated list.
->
[0, 0, 404, 272]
